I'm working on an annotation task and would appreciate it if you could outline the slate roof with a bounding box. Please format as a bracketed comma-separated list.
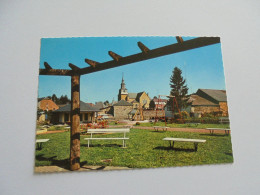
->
[189, 95, 218, 106]
[94, 101, 105, 110]
[197, 89, 227, 102]
[128, 93, 137, 99]
[113, 100, 133, 106]
[136, 92, 144, 101]
[53, 101, 100, 112]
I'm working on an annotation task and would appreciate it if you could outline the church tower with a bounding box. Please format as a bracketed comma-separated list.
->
[118, 75, 128, 101]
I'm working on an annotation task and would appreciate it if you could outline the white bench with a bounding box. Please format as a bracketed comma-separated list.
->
[206, 128, 230, 135]
[153, 126, 169, 132]
[84, 128, 130, 148]
[36, 139, 49, 149]
[163, 137, 206, 151]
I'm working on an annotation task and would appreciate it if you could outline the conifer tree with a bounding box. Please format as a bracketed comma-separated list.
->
[169, 67, 190, 112]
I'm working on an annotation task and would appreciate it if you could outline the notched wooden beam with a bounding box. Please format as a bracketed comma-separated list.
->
[69, 63, 80, 71]
[44, 62, 52, 70]
[176, 36, 184, 44]
[138, 41, 150, 53]
[85, 59, 100, 68]
[39, 69, 71, 76]
[108, 51, 122, 61]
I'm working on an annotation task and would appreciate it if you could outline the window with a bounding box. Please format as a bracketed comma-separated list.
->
[80, 114, 83, 121]
[65, 113, 69, 121]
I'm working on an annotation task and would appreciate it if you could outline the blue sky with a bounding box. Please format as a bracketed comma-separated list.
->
[38, 36, 226, 103]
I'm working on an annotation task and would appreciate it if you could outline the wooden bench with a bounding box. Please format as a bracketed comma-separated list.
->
[84, 128, 130, 148]
[36, 139, 49, 149]
[153, 126, 169, 132]
[206, 128, 231, 135]
[163, 137, 206, 151]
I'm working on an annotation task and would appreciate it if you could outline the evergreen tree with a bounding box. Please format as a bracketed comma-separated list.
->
[169, 67, 190, 112]
[51, 94, 58, 103]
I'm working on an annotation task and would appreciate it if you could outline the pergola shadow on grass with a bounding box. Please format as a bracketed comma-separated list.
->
[35, 154, 88, 170]
[39, 36, 220, 170]
[35, 128, 233, 169]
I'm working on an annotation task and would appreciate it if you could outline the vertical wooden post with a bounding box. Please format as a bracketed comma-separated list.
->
[70, 75, 80, 170]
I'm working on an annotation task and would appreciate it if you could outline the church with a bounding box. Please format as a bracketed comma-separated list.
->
[118, 76, 151, 109]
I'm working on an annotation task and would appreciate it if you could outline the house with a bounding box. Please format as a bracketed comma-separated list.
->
[187, 89, 228, 117]
[38, 98, 59, 111]
[113, 100, 133, 120]
[150, 97, 167, 110]
[118, 76, 151, 109]
[37, 98, 59, 122]
[51, 101, 100, 124]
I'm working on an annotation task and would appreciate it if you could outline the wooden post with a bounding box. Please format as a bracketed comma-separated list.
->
[70, 75, 80, 170]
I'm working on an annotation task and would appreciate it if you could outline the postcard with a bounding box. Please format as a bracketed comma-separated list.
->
[35, 36, 233, 173]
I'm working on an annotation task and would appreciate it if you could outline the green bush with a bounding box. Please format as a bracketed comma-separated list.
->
[181, 111, 189, 119]
[183, 117, 219, 124]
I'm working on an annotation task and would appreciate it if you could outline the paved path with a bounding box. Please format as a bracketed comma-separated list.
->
[35, 165, 131, 173]
[132, 126, 230, 134]
[37, 130, 68, 135]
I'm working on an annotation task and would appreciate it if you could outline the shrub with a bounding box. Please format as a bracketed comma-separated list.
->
[181, 111, 189, 119]
[183, 117, 220, 124]
[135, 122, 140, 125]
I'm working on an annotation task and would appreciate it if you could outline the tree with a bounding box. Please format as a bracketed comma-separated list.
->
[59, 95, 70, 104]
[169, 67, 190, 112]
[149, 100, 156, 109]
[51, 94, 58, 103]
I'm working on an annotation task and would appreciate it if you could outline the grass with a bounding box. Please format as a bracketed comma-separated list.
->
[35, 128, 233, 169]
[135, 122, 230, 129]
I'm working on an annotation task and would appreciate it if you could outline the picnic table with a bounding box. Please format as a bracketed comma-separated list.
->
[206, 128, 231, 135]
[84, 128, 130, 148]
[153, 126, 169, 132]
[36, 139, 49, 149]
[163, 137, 206, 151]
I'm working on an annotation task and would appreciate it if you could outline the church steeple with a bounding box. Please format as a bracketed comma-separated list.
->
[121, 75, 126, 90]
[118, 73, 128, 101]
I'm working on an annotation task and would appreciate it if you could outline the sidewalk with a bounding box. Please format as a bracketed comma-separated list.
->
[35, 165, 131, 173]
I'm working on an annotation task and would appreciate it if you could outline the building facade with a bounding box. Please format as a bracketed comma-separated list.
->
[118, 76, 151, 109]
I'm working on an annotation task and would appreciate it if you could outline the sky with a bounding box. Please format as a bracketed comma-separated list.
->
[38, 36, 226, 103]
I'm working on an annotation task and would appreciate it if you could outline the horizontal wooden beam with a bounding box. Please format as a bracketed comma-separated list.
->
[80, 37, 220, 75]
[39, 68, 72, 76]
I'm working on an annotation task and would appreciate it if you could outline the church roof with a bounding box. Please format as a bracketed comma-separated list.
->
[128, 93, 137, 99]
[113, 100, 133, 106]
[136, 92, 144, 101]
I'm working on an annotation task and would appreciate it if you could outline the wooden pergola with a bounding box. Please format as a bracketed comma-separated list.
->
[39, 36, 220, 170]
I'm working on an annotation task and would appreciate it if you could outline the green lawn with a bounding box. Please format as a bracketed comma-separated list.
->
[35, 128, 233, 169]
[136, 122, 230, 129]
